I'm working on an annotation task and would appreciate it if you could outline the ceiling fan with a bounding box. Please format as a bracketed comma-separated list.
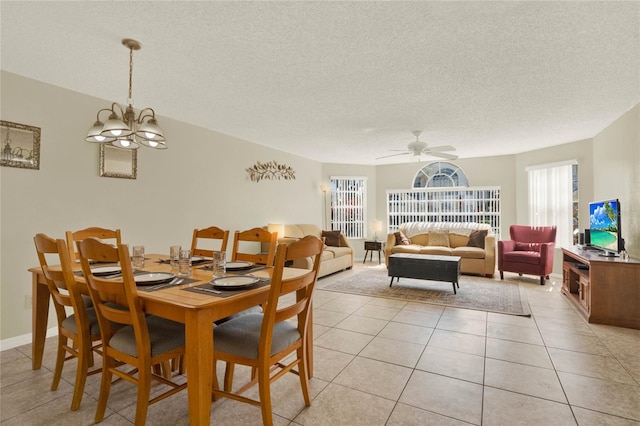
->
[376, 130, 458, 160]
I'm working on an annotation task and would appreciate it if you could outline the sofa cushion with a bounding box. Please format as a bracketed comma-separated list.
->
[410, 234, 429, 246]
[428, 230, 450, 247]
[419, 246, 454, 256]
[320, 250, 335, 261]
[449, 233, 469, 248]
[389, 244, 424, 255]
[322, 230, 342, 247]
[394, 231, 410, 245]
[324, 246, 352, 259]
[467, 230, 488, 249]
[452, 246, 486, 259]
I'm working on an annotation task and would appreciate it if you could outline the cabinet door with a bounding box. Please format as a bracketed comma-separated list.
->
[579, 276, 590, 312]
[562, 265, 570, 293]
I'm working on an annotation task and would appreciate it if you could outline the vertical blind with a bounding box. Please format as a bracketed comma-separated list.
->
[330, 177, 366, 239]
[527, 161, 577, 247]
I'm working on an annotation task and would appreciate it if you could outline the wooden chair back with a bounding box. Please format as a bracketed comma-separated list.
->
[261, 235, 324, 355]
[65, 227, 122, 264]
[77, 238, 144, 359]
[77, 237, 186, 424]
[33, 233, 100, 411]
[212, 235, 324, 424]
[231, 227, 278, 266]
[190, 226, 229, 257]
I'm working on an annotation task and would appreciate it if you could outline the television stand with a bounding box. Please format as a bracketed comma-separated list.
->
[562, 247, 640, 329]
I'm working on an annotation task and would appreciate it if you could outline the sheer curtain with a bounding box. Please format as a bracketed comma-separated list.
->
[527, 161, 575, 247]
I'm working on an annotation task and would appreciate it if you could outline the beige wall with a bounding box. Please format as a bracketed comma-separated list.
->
[592, 104, 640, 258]
[2, 70, 637, 342]
[0, 72, 322, 340]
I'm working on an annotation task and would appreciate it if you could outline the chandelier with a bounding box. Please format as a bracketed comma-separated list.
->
[85, 38, 166, 150]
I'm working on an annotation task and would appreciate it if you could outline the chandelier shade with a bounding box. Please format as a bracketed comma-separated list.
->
[85, 38, 167, 150]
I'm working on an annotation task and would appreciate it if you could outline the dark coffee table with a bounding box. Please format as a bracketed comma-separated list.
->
[388, 253, 461, 294]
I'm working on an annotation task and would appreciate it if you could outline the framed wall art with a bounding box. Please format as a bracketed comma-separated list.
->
[1, 120, 41, 170]
[100, 144, 137, 179]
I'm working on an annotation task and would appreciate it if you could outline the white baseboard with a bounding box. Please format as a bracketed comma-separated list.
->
[0, 327, 58, 351]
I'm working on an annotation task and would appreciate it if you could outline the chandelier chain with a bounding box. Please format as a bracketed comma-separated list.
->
[128, 45, 133, 101]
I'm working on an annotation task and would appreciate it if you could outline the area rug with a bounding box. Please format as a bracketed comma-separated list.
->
[322, 268, 531, 316]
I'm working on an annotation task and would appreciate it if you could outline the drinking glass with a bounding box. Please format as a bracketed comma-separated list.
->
[178, 248, 192, 277]
[212, 251, 226, 278]
[132, 245, 145, 269]
[169, 245, 181, 271]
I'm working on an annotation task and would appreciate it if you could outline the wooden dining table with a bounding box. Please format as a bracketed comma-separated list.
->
[29, 254, 309, 425]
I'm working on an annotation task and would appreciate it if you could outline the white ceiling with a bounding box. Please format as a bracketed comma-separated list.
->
[1, 1, 638, 165]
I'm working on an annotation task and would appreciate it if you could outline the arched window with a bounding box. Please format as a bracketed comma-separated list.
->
[413, 161, 469, 188]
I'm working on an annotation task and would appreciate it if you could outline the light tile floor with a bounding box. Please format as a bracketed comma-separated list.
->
[2, 263, 640, 425]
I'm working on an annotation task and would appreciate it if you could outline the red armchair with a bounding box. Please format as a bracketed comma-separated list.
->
[498, 225, 556, 285]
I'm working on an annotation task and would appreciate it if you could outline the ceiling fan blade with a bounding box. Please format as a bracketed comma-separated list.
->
[427, 145, 456, 152]
[376, 152, 410, 159]
[425, 151, 459, 160]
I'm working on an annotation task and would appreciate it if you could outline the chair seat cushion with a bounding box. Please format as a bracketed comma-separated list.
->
[214, 305, 262, 325]
[504, 251, 541, 265]
[109, 316, 185, 357]
[62, 307, 100, 335]
[213, 313, 300, 359]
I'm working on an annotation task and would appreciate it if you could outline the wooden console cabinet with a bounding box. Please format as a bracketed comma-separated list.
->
[562, 247, 640, 329]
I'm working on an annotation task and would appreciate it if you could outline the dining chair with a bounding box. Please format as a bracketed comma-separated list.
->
[77, 238, 187, 425]
[191, 225, 230, 258]
[65, 227, 122, 264]
[211, 235, 324, 426]
[33, 233, 102, 411]
[231, 227, 278, 266]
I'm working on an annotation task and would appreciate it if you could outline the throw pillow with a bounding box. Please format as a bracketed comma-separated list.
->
[428, 230, 450, 247]
[394, 231, 410, 245]
[321, 230, 342, 247]
[467, 230, 488, 248]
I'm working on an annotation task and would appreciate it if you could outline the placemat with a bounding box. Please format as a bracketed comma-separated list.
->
[137, 277, 199, 292]
[199, 265, 269, 275]
[181, 279, 271, 298]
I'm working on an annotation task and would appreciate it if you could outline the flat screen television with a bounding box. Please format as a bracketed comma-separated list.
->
[589, 199, 622, 257]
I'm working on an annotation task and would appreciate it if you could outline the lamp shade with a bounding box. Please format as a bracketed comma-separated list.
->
[101, 116, 133, 138]
[85, 121, 116, 143]
[267, 223, 285, 239]
[135, 118, 166, 142]
[111, 137, 139, 150]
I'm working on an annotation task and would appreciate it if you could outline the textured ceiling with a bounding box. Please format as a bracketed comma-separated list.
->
[1, 1, 638, 165]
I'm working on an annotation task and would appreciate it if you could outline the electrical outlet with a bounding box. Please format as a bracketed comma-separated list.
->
[25, 295, 32, 309]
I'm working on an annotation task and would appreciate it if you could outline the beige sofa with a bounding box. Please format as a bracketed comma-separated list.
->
[385, 222, 496, 277]
[263, 224, 354, 278]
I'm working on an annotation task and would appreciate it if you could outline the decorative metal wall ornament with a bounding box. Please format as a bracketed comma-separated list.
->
[1, 120, 41, 170]
[246, 160, 296, 182]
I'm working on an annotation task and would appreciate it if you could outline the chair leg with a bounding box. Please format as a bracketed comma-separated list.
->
[70, 339, 91, 411]
[95, 361, 113, 423]
[499, 271, 504, 280]
[540, 276, 545, 285]
[51, 334, 66, 391]
[297, 347, 311, 406]
[224, 362, 235, 392]
[135, 366, 152, 426]
[258, 366, 274, 426]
